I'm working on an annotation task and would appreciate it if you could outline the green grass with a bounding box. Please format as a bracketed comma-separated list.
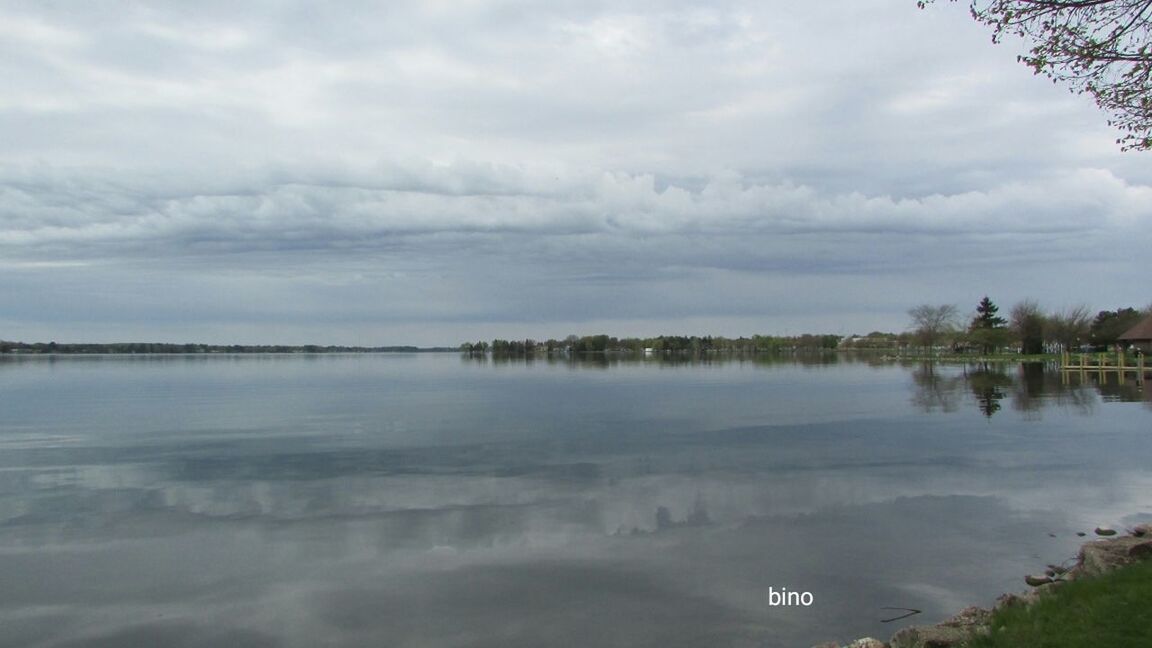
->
[965, 559, 1152, 647]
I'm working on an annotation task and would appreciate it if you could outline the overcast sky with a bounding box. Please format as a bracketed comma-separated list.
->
[2, 0, 1149, 346]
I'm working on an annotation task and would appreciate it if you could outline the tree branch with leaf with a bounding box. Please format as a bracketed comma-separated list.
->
[920, 0, 1152, 150]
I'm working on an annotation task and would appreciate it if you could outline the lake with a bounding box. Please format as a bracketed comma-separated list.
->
[1, 353, 1149, 647]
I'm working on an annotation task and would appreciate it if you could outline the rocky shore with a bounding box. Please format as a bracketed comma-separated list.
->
[812, 524, 1152, 648]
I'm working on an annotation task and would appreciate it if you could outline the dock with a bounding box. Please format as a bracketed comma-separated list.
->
[1060, 351, 1147, 385]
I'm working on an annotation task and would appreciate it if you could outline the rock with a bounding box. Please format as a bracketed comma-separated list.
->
[1076, 532, 1087, 537]
[1018, 581, 1063, 605]
[889, 624, 973, 648]
[810, 638, 887, 648]
[1127, 540, 1152, 560]
[1095, 527, 1117, 536]
[941, 606, 991, 628]
[1132, 524, 1151, 537]
[995, 592, 1026, 609]
[1075, 536, 1152, 577]
[846, 639, 887, 648]
[1078, 542, 1117, 577]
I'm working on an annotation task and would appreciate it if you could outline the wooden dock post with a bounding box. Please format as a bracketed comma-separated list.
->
[1060, 349, 1148, 385]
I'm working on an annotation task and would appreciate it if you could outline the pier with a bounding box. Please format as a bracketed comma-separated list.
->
[1060, 351, 1147, 385]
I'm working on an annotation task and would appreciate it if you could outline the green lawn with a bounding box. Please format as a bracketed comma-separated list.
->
[966, 559, 1152, 647]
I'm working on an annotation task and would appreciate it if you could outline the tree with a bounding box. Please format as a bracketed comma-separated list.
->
[969, 296, 1010, 353]
[1089, 306, 1143, 347]
[973, 296, 1008, 327]
[908, 304, 960, 351]
[1010, 299, 1046, 354]
[920, 1, 1152, 151]
[1045, 304, 1093, 350]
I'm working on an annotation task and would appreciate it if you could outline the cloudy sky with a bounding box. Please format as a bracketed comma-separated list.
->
[2, 0, 1149, 346]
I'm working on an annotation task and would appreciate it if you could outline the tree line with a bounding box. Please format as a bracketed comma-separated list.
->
[907, 297, 1151, 355]
[0, 341, 447, 354]
[463, 297, 1149, 358]
[461, 333, 844, 357]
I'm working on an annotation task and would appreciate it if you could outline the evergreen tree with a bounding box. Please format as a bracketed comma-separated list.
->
[972, 296, 1007, 329]
[969, 296, 1010, 354]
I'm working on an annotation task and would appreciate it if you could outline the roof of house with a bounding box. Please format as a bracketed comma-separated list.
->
[1119, 313, 1152, 341]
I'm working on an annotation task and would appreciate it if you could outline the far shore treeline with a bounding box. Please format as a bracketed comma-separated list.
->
[3, 298, 1147, 357]
[462, 298, 1150, 358]
[0, 342, 454, 355]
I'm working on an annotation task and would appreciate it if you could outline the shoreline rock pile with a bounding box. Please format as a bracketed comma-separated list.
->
[812, 524, 1152, 648]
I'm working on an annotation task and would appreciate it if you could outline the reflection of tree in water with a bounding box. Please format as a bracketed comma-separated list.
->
[617, 496, 714, 536]
[909, 362, 1101, 418]
[656, 497, 711, 530]
[630, 498, 713, 536]
[1011, 363, 1096, 417]
[967, 364, 1013, 418]
[910, 362, 965, 413]
[1011, 362, 1049, 419]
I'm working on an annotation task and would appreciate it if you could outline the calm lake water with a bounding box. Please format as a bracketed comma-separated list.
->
[1, 353, 1149, 648]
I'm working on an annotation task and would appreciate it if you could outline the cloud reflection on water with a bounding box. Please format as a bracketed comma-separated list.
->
[0, 355, 1149, 647]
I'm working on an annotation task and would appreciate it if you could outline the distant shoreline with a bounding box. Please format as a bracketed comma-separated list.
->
[0, 342, 457, 355]
[0, 344, 1072, 363]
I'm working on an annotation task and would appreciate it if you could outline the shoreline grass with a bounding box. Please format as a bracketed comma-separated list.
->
[965, 559, 1152, 647]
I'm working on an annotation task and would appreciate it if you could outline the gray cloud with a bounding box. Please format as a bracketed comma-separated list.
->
[2, 164, 1145, 252]
[1, 1, 1149, 344]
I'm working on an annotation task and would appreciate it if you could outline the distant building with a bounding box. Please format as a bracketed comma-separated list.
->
[1119, 313, 1152, 353]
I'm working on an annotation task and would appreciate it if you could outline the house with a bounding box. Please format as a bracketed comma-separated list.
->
[1119, 313, 1152, 353]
